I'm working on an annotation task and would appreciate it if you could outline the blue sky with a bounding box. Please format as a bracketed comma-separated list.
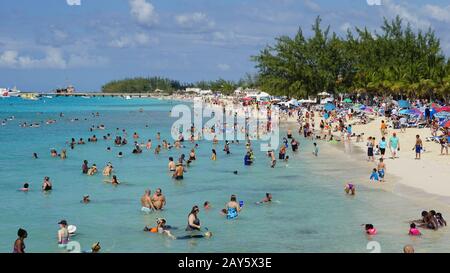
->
[0, 0, 449, 91]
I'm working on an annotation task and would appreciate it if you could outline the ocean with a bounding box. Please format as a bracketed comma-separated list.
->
[0, 96, 449, 253]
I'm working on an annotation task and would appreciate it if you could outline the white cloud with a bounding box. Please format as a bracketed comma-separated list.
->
[175, 12, 215, 29]
[66, 0, 81, 6]
[340, 22, 352, 32]
[382, 0, 430, 29]
[424, 4, 450, 23]
[303, 0, 320, 12]
[129, 0, 159, 27]
[0, 48, 107, 69]
[109, 33, 159, 48]
[217, 63, 231, 71]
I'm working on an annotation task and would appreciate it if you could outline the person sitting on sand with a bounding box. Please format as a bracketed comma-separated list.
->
[408, 223, 421, 236]
[369, 168, 379, 182]
[345, 183, 355, 195]
[152, 188, 166, 210]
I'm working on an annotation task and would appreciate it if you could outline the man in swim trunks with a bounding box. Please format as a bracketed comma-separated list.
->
[413, 134, 423, 160]
[173, 163, 184, 180]
[152, 188, 166, 210]
[168, 157, 176, 172]
[141, 190, 155, 212]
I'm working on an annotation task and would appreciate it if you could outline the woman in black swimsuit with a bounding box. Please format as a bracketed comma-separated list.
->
[42, 176, 52, 191]
[186, 206, 201, 231]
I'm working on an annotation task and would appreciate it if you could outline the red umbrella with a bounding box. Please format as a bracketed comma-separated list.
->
[437, 106, 450, 112]
[242, 97, 254, 101]
[445, 120, 450, 128]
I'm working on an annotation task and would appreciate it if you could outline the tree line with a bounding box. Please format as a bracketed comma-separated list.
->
[252, 16, 450, 100]
[102, 16, 450, 100]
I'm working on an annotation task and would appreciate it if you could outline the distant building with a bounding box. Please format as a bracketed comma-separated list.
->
[55, 85, 75, 94]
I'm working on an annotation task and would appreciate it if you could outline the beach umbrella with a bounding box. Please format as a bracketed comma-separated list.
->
[435, 112, 450, 119]
[444, 120, 450, 128]
[398, 109, 410, 115]
[343, 98, 353, 103]
[398, 100, 410, 108]
[324, 103, 336, 111]
[437, 106, 450, 112]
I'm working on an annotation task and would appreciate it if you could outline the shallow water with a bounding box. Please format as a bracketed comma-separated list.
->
[0, 97, 449, 253]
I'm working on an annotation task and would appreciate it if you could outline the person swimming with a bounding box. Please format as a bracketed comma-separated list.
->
[256, 193, 272, 204]
[408, 223, 421, 236]
[168, 157, 176, 172]
[19, 183, 29, 192]
[364, 224, 377, 235]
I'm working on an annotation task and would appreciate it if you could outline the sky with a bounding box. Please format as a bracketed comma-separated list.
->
[0, 0, 449, 91]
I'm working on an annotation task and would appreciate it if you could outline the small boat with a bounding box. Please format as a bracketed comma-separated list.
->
[125, 95, 132, 100]
[20, 93, 39, 100]
[81, 95, 91, 99]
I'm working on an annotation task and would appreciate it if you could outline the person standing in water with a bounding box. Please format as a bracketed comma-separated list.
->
[377, 158, 386, 182]
[57, 220, 70, 247]
[13, 228, 27, 253]
[186, 206, 201, 231]
[42, 176, 52, 191]
[224, 194, 241, 220]
[141, 189, 155, 213]
[168, 157, 176, 172]
[152, 188, 166, 210]
[211, 149, 217, 161]
[173, 163, 184, 180]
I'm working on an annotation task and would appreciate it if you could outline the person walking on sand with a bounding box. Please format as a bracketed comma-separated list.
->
[413, 135, 423, 160]
[389, 133, 400, 159]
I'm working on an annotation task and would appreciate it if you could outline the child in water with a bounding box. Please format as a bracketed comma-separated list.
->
[365, 224, 377, 235]
[344, 183, 355, 195]
[369, 168, 379, 181]
[408, 223, 421, 236]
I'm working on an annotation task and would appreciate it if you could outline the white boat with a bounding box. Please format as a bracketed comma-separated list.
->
[1, 87, 21, 98]
[125, 95, 132, 100]
[81, 95, 91, 99]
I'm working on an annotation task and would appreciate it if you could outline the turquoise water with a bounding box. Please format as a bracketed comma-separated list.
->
[1, 97, 449, 253]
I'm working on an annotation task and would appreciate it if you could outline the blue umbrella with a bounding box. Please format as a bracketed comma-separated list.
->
[324, 103, 336, 111]
[398, 109, 410, 115]
[398, 100, 410, 109]
[435, 112, 450, 119]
